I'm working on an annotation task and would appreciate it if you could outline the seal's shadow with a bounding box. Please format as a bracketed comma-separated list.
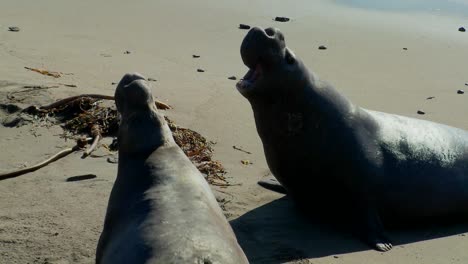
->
[230, 196, 468, 264]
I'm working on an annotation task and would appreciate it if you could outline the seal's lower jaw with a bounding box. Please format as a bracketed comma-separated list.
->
[236, 64, 263, 96]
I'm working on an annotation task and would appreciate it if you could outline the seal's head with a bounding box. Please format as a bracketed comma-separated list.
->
[115, 73, 170, 155]
[237, 27, 311, 102]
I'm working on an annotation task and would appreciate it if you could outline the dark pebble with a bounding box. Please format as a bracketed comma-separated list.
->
[417, 110, 425, 115]
[426, 96, 435, 100]
[403, 48, 408, 50]
[197, 69, 205, 73]
[228, 76, 237, 80]
[124, 50, 131, 54]
[192, 54, 200, 58]
[8, 26, 20, 32]
[318, 45, 327, 50]
[111, 82, 117, 85]
[239, 24, 251, 30]
[275, 17, 290, 22]
[148, 78, 157, 82]
[459, 27, 466, 32]
[457, 89, 465, 94]
[465, 83, 468, 86]
[333, 256, 339, 259]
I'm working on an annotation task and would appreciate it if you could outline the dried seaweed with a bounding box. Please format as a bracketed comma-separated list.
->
[25, 97, 229, 186]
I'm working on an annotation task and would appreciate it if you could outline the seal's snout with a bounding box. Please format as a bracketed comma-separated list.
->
[115, 73, 154, 114]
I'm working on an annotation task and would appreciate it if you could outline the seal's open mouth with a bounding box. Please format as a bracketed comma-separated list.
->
[236, 63, 263, 92]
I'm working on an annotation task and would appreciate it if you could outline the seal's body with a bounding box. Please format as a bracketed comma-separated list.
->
[237, 27, 468, 251]
[96, 73, 248, 263]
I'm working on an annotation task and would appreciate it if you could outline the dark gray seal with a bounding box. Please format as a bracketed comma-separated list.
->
[237, 27, 468, 252]
[96, 73, 249, 264]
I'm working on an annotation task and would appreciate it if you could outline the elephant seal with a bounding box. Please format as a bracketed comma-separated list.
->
[96, 73, 249, 264]
[237, 27, 468, 252]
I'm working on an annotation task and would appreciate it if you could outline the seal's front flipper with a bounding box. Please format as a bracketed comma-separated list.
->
[257, 176, 287, 194]
[357, 208, 393, 252]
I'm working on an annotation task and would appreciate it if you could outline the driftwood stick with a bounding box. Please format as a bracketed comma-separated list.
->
[82, 124, 102, 159]
[39, 94, 171, 110]
[0, 138, 88, 181]
[39, 94, 114, 110]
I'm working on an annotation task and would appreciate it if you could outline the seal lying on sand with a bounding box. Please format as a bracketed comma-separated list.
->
[96, 73, 249, 264]
[237, 27, 468, 252]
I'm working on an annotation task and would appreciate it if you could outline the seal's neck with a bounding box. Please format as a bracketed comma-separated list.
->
[250, 75, 356, 147]
[118, 112, 175, 158]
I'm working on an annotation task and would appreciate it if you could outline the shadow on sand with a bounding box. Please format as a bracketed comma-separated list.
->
[231, 196, 468, 264]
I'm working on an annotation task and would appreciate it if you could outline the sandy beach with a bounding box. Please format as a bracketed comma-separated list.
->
[1, 0, 468, 263]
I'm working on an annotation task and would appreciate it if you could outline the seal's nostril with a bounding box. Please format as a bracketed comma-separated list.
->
[265, 28, 275, 37]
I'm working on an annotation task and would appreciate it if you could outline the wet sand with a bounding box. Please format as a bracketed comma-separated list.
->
[1, 0, 468, 263]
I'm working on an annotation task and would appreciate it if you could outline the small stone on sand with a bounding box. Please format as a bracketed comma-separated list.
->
[318, 45, 327, 50]
[417, 110, 425, 115]
[403, 48, 408, 50]
[8, 26, 20, 32]
[228, 76, 237, 80]
[239, 24, 250, 30]
[426, 96, 435, 100]
[459, 27, 466, 32]
[192, 55, 200, 58]
[197, 69, 205, 73]
[124, 50, 131, 54]
[457, 90, 465, 94]
[148, 78, 157, 82]
[275, 17, 290, 22]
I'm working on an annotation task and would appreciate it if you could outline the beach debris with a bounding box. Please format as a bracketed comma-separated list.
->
[61, 84, 77, 88]
[241, 160, 252, 165]
[29, 94, 171, 111]
[318, 45, 327, 50]
[165, 117, 229, 186]
[457, 90, 465, 94]
[274, 17, 290, 22]
[124, 50, 131, 54]
[228, 76, 237, 80]
[459, 27, 466, 32]
[66, 174, 97, 182]
[107, 157, 118, 164]
[193, 54, 201, 58]
[0, 137, 88, 181]
[7, 85, 59, 101]
[426, 96, 435, 100]
[24, 67, 61, 78]
[3, 94, 227, 186]
[81, 124, 102, 159]
[233, 145, 252, 154]
[8, 26, 20, 32]
[417, 110, 425, 115]
[197, 69, 205, 73]
[239, 24, 251, 30]
[148, 78, 157, 82]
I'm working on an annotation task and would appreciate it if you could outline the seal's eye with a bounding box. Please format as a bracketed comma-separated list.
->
[285, 51, 295, 65]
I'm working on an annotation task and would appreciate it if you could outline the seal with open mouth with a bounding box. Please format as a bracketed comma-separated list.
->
[96, 73, 249, 263]
[237, 27, 468, 252]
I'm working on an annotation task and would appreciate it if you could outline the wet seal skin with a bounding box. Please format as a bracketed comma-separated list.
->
[237, 27, 468, 252]
[96, 73, 249, 264]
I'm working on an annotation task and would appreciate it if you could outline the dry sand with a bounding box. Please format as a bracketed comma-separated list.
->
[1, 0, 468, 263]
